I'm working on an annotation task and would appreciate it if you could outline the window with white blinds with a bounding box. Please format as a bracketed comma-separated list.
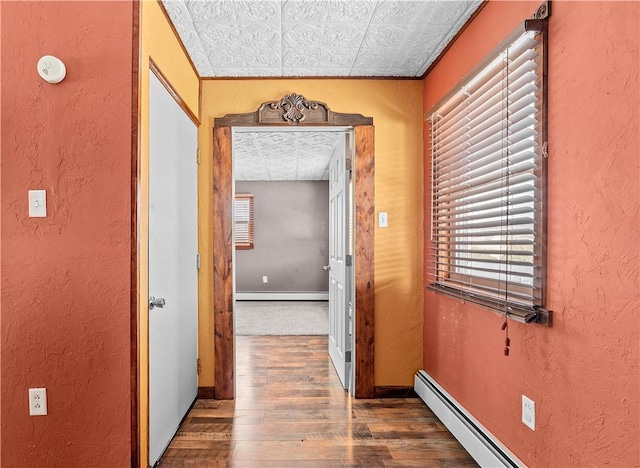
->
[427, 21, 547, 321]
[234, 194, 254, 250]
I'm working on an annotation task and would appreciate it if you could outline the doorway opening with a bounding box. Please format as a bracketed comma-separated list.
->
[212, 93, 375, 399]
[232, 127, 353, 390]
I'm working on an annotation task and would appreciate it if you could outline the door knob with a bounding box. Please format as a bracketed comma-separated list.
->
[323, 265, 331, 271]
[149, 296, 166, 310]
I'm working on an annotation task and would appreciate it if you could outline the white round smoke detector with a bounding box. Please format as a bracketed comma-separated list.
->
[37, 55, 66, 84]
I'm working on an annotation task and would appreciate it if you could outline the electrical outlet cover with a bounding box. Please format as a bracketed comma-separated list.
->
[29, 388, 47, 416]
[522, 394, 535, 430]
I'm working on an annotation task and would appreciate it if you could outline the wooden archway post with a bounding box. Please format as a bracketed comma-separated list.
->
[212, 93, 375, 399]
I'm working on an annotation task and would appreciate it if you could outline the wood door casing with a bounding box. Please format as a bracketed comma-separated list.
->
[212, 96, 374, 399]
[353, 125, 375, 399]
[213, 126, 235, 400]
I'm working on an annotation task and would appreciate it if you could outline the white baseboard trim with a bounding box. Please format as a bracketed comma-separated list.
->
[414, 370, 525, 468]
[235, 292, 329, 301]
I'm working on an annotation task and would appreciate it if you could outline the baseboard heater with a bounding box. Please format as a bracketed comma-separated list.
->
[414, 370, 525, 468]
[235, 292, 328, 301]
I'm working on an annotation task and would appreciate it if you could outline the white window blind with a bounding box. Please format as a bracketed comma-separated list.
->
[234, 194, 254, 250]
[428, 23, 547, 321]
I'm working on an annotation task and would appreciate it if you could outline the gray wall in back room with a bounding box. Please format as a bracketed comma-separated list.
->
[236, 181, 329, 292]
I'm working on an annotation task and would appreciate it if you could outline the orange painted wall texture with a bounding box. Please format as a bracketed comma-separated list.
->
[423, 1, 639, 466]
[199, 80, 425, 388]
[0, 2, 134, 466]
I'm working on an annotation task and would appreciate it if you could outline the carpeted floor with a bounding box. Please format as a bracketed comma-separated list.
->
[235, 301, 329, 336]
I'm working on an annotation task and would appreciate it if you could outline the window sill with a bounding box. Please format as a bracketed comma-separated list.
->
[426, 283, 552, 326]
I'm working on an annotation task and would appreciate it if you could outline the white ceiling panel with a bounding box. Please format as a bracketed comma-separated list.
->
[162, 0, 483, 78]
[234, 131, 344, 181]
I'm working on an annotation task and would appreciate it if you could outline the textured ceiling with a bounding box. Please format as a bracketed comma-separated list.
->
[234, 131, 344, 180]
[162, 0, 483, 78]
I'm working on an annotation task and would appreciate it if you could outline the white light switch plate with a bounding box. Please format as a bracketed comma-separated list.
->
[28, 190, 47, 218]
[378, 211, 388, 228]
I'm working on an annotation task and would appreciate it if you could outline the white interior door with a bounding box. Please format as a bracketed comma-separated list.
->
[148, 72, 199, 465]
[328, 134, 350, 389]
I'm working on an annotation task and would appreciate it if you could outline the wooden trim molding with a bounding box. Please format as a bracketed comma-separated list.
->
[354, 125, 375, 399]
[213, 126, 235, 400]
[420, 1, 488, 80]
[212, 95, 375, 399]
[149, 58, 200, 126]
[131, 0, 141, 466]
[155, 0, 201, 81]
[214, 93, 372, 127]
[197, 387, 216, 399]
[201, 75, 422, 82]
[373, 386, 418, 399]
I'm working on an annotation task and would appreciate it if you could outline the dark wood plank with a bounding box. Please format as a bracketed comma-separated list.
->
[158, 336, 476, 467]
[385, 438, 477, 460]
[374, 386, 418, 399]
[368, 420, 451, 440]
[230, 461, 387, 468]
[231, 440, 393, 462]
[354, 125, 375, 399]
[384, 460, 478, 467]
[213, 126, 234, 399]
[197, 387, 215, 399]
[130, 0, 140, 465]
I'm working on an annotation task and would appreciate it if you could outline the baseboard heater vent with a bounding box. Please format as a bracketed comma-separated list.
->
[235, 292, 328, 301]
[414, 370, 525, 468]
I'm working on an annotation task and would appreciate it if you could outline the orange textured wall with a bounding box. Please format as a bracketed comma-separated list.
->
[423, 1, 639, 466]
[199, 79, 425, 388]
[1, 2, 134, 466]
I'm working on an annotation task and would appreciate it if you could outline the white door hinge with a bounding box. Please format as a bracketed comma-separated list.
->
[196, 253, 201, 270]
[346, 157, 353, 171]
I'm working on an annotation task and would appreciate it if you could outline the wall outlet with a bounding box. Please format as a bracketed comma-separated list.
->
[29, 388, 47, 416]
[262, 276, 268, 283]
[522, 394, 535, 430]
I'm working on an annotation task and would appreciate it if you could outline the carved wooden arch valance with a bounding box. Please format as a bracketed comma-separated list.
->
[214, 93, 373, 127]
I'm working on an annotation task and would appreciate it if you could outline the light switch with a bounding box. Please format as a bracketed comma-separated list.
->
[28, 190, 47, 218]
[378, 211, 388, 228]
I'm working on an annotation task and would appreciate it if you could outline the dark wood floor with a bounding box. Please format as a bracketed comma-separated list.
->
[158, 335, 476, 467]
